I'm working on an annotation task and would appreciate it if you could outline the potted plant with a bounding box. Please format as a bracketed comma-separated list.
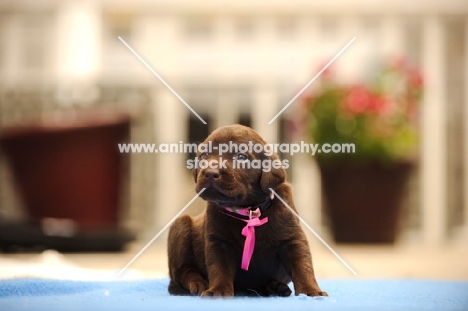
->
[0, 110, 135, 251]
[302, 58, 423, 243]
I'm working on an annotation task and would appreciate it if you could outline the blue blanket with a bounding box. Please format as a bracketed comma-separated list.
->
[1, 278, 467, 311]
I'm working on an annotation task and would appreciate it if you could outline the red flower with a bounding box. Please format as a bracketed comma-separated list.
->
[343, 85, 372, 115]
[368, 95, 390, 115]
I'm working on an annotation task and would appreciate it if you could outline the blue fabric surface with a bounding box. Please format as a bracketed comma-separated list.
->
[0, 278, 467, 311]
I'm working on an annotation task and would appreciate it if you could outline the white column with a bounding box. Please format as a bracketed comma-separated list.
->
[152, 89, 188, 232]
[214, 16, 238, 128]
[251, 16, 278, 143]
[464, 20, 468, 240]
[216, 90, 238, 128]
[421, 17, 447, 245]
[145, 15, 188, 231]
[145, 16, 196, 237]
[292, 17, 322, 233]
[55, 0, 101, 83]
[253, 81, 278, 143]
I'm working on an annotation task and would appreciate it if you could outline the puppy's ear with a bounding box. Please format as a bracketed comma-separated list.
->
[260, 153, 286, 194]
[193, 144, 200, 182]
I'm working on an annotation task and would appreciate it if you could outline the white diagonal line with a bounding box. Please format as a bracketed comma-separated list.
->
[118, 36, 207, 124]
[268, 37, 356, 124]
[117, 188, 206, 276]
[269, 188, 357, 275]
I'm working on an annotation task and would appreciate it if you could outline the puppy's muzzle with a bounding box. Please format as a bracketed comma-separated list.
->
[203, 168, 220, 184]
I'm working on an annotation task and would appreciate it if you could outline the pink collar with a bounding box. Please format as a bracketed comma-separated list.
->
[220, 193, 274, 271]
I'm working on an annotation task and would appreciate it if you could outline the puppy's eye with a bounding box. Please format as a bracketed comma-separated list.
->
[199, 152, 208, 159]
[236, 153, 248, 161]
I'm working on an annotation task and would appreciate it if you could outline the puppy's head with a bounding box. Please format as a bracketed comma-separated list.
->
[193, 124, 286, 207]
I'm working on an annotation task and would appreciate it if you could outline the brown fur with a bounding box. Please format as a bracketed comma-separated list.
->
[168, 124, 327, 297]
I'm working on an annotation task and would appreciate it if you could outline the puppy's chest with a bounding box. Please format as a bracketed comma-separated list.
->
[217, 214, 282, 248]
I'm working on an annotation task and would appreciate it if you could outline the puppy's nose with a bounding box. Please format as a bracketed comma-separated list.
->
[204, 168, 220, 183]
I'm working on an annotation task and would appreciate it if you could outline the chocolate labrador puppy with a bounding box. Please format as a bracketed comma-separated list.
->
[168, 124, 327, 297]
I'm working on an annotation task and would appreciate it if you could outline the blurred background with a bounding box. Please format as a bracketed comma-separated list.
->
[0, 0, 467, 280]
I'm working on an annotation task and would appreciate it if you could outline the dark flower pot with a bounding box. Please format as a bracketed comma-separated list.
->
[0, 111, 130, 230]
[318, 160, 413, 243]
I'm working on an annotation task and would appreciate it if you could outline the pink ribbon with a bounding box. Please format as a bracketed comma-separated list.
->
[222, 194, 274, 271]
[240, 216, 268, 271]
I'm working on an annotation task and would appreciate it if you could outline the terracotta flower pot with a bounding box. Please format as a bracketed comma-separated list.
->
[0, 111, 130, 230]
[318, 160, 413, 243]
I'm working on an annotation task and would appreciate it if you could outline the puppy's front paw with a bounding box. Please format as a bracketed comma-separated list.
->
[265, 280, 292, 297]
[295, 285, 328, 297]
[315, 291, 328, 297]
[201, 287, 234, 298]
[188, 280, 209, 295]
